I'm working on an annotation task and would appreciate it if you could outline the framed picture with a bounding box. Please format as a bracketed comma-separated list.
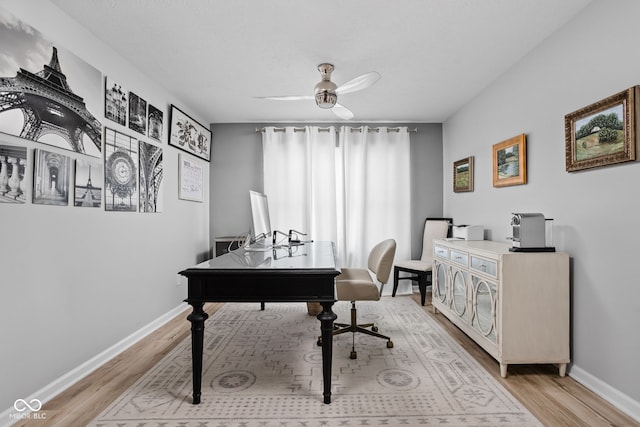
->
[0, 8, 102, 157]
[74, 158, 102, 208]
[33, 148, 71, 206]
[104, 77, 127, 126]
[178, 154, 204, 202]
[0, 144, 28, 204]
[169, 105, 211, 162]
[139, 141, 164, 212]
[128, 92, 147, 136]
[147, 104, 163, 142]
[493, 134, 527, 187]
[104, 127, 138, 212]
[565, 86, 638, 172]
[453, 156, 474, 193]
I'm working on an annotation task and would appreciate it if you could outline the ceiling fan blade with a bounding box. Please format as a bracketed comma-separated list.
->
[335, 71, 381, 95]
[254, 95, 315, 101]
[332, 103, 354, 120]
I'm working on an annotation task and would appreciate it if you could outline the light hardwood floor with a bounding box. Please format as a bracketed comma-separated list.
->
[13, 296, 638, 427]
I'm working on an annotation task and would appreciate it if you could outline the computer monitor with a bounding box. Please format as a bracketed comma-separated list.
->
[249, 190, 272, 244]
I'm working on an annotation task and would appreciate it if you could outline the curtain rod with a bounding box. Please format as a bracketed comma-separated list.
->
[255, 126, 418, 133]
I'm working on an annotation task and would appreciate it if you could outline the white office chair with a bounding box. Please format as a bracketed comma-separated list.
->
[319, 239, 397, 359]
[392, 218, 451, 305]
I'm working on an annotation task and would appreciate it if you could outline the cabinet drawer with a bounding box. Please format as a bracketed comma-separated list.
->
[450, 250, 468, 266]
[470, 256, 497, 278]
[434, 245, 448, 258]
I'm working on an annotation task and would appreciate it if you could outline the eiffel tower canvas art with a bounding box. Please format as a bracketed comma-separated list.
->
[0, 7, 102, 157]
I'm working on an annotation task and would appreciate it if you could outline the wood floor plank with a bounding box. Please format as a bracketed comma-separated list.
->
[13, 303, 223, 427]
[410, 293, 638, 426]
[12, 297, 638, 427]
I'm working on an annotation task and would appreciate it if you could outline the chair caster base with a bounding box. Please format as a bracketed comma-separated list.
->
[350, 351, 357, 359]
[317, 339, 322, 346]
[387, 340, 394, 348]
[371, 326, 378, 332]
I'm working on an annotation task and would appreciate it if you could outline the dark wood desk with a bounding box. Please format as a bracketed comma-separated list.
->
[179, 241, 340, 404]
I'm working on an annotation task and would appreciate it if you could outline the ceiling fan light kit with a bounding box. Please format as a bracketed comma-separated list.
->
[315, 90, 337, 109]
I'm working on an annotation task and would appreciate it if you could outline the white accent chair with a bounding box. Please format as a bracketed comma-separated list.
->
[392, 218, 451, 305]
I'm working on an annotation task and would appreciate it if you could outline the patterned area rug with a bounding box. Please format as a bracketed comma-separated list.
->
[89, 297, 541, 426]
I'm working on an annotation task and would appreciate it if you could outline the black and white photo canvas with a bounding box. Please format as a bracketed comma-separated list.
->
[0, 7, 103, 157]
[104, 77, 127, 126]
[32, 148, 71, 206]
[104, 127, 138, 212]
[74, 158, 102, 207]
[128, 92, 147, 136]
[147, 104, 163, 142]
[0, 144, 27, 203]
[139, 140, 163, 212]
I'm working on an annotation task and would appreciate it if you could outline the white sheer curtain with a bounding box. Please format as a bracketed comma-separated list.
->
[337, 126, 411, 294]
[263, 125, 412, 295]
[262, 126, 338, 244]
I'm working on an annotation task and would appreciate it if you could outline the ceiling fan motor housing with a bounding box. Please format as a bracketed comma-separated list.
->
[315, 63, 338, 108]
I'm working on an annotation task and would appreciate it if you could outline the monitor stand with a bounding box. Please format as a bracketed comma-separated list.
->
[244, 239, 273, 252]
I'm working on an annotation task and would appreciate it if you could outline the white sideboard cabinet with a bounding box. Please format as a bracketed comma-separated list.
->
[432, 239, 569, 378]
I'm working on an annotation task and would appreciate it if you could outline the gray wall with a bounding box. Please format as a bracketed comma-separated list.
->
[443, 0, 639, 415]
[0, 0, 209, 412]
[210, 123, 443, 258]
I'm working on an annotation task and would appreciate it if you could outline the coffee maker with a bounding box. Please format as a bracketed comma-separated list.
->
[509, 213, 555, 252]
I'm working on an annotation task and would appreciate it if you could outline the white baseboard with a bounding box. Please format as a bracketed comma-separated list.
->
[569, 365, 640, 423]
[0, 302, 189, 427]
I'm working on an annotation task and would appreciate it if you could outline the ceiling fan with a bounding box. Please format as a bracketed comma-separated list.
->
[255, 63, 381, 120]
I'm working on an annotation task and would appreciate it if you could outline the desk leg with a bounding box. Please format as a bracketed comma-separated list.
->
[187, 302, 209, 404]
[318, 301, 337, 404]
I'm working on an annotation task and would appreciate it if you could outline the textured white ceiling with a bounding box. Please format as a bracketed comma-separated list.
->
[51, 0, 592, 123]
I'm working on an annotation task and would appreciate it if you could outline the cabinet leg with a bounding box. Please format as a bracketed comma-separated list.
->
[500, 363, 508, 378]
[559, 363, 567, 377]
[433, 305, 438, 315]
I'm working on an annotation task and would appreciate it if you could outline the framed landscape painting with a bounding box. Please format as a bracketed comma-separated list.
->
[565, 86, 638, 172]
[169, 105, 211, 162]
[453, 156, 473, 192]
[492, 134, 527, 187]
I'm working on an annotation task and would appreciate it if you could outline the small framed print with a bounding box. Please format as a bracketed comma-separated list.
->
[565, 86, 638, 172]
[453, 156, 473, 193]
[128, 91, 147, 136]
[104, 77, 127, 126]
[148, 104, 163, 142]
[493, 134, 527, 187]
[178, 154, 204, 202]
